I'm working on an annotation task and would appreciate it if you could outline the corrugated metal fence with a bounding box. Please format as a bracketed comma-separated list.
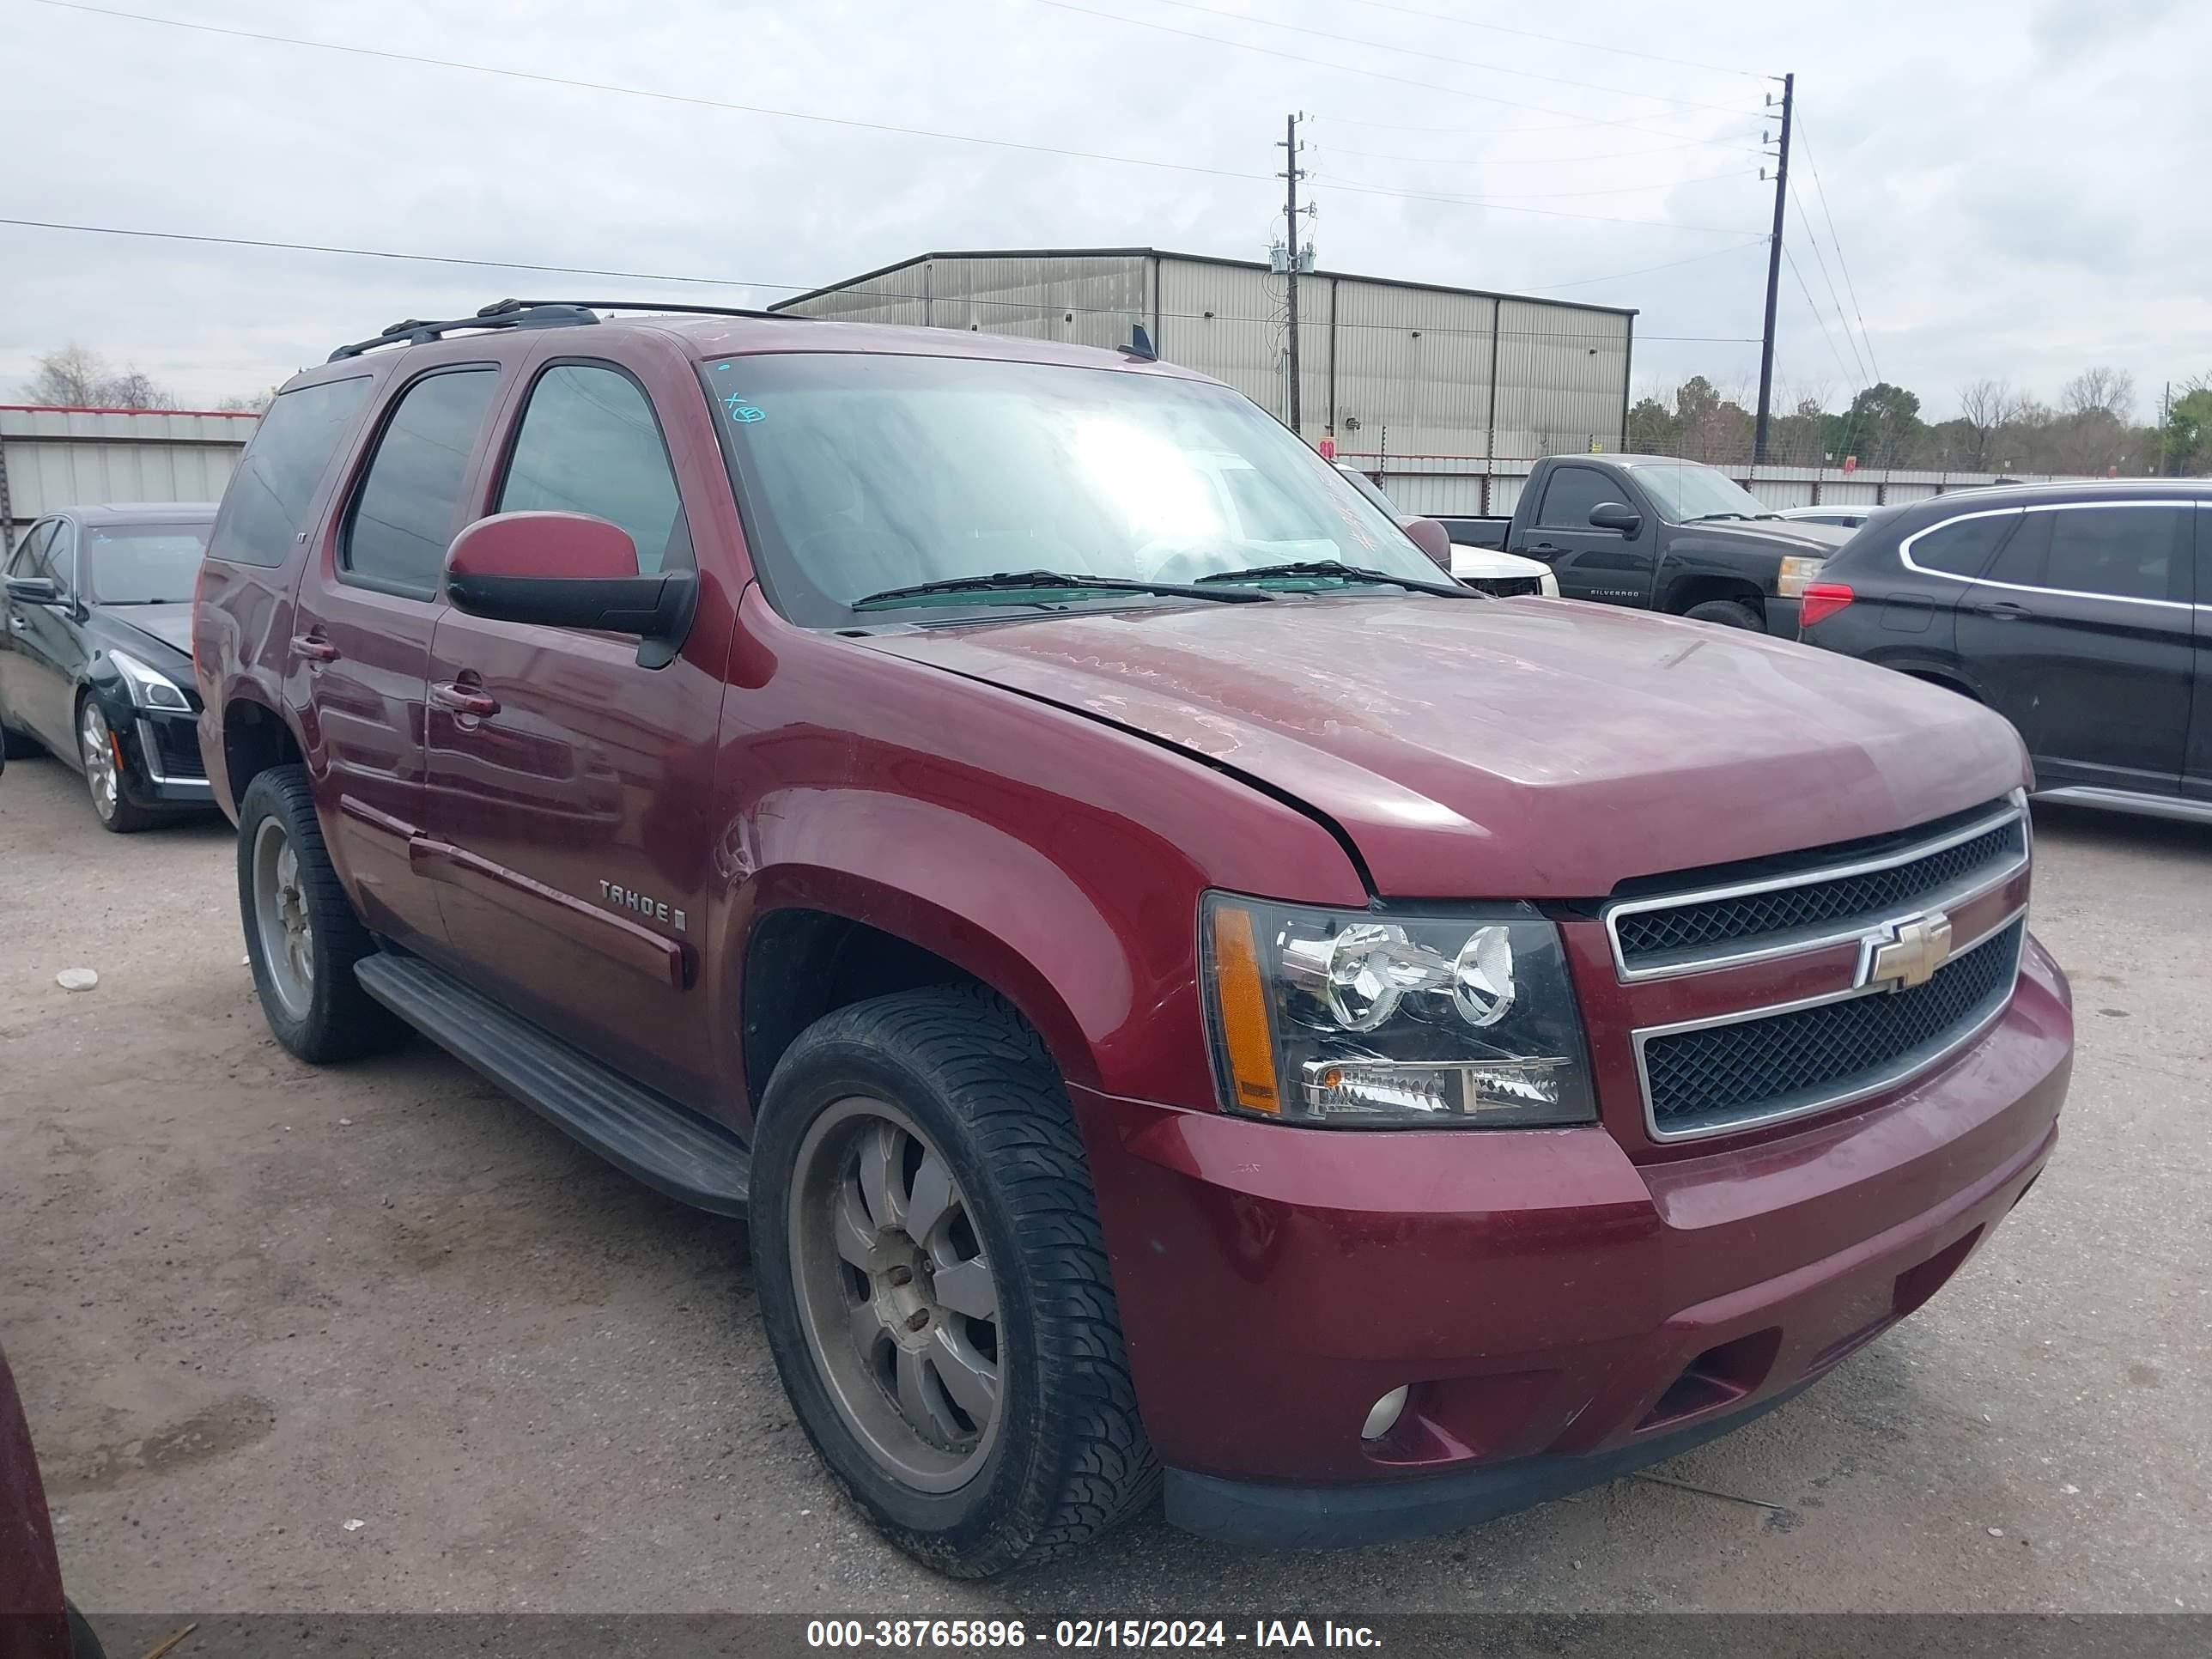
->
[0, 405, 258, 555]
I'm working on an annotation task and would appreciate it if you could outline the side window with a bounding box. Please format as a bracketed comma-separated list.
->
[7, 522, 53, 578]
[496, 364, 688, 574]
[343, 368, 501, 596]
[208, 376, 373, 568]
[2039, 506, 2187, 603]
[1911, 512, 2015, 579]
[1537, 466, 1614, 530]
[40, 522, 77, 593]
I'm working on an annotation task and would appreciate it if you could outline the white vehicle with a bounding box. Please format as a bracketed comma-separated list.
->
[1333, 463, 1560, 598]
[1774, 504, 1873, 529]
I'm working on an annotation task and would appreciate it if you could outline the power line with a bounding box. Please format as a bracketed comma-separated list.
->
[1783, 246, 1857, 383]
[1791, 114, 1882, 384]
[1313, 134, 1759, 167]
[1029, 0, 1764, 150]
[1527, 238, 1771, 291]
[26, 0, 1762, 240]
[0, 216, 1759, 339]
[22, 0, 1263, 185]
[1308, 163, 1761, 202]
[1099, 0, 1760, 116]
[1332, 0, 1770, 82]
[1788, 186, 1870, 386]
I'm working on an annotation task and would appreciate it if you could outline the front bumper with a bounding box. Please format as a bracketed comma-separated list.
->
[1071, 940, 2069, 1543]
[117, 706, 214, 807]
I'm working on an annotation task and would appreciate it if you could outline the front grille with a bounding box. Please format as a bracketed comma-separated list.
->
[1639, 919, 2024, 1139]
[1611, 807, 2026, 973]
[147, 716, 206, 780]
[1461, 574, 1543, 599]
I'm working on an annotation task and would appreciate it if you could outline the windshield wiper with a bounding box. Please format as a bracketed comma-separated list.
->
[851, 569, 1275, 611]
[1680, 511, 1753, 523]
[1195, 559, 1480, 599]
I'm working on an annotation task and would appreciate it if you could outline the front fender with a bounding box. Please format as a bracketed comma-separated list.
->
[723, 787, 1185, 1106]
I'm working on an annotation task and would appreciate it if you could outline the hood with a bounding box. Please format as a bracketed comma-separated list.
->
[95, 602, 194, 659]
[1698, 519, 1853, 553]
[861, 597, 2027, 898]
[1449, 544, 1550, 580]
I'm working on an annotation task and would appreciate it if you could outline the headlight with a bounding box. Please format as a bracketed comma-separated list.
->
[1200, 894, 1596, 1128]
[108, 648, 191, 712]
[1777, 555, 1826, 598]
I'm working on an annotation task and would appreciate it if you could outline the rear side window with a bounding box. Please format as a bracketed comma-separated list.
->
[8, 521, 54, 576]
[343, 368, 501, 596]
[495, 363, 688, 574]
[207, 377, 372, 567]
[1983, 506, 2190, 603]
[1536, 466, 1614, 530]
[1909, 512, 2014, 578]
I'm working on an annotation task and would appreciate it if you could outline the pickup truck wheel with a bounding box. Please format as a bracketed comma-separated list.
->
[236, 764, 403, 1063]
[752, 985, 1158, 1577]
[1683, 598, 1764, 630]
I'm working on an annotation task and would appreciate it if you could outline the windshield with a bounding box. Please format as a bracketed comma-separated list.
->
[1334, 464, 1401, 519]
[85, 523, 211, 604]
[1625, 461, 1776, 524]
[708, 352, 1434, 624]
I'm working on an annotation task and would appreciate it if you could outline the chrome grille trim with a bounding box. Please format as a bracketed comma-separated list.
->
[1601, 795, 2029, 982]
[1631, 908, 2027, 1144]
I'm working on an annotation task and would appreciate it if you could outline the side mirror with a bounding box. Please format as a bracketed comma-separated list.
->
[1589, 501, 1642, 537]
[445, 511, 696, 666]
[4, 575, 62, 605]
[1402, 516, 1455, 572]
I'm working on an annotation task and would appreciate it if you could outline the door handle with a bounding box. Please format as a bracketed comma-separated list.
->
[1975, 600, 2032, 621]
[430, 681, 500, 718]
[5, 615, 26, 633]
[291, 633, 339, 662]
[1531, 541, 1559, 553]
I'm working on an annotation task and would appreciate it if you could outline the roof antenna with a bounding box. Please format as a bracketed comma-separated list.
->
[1126, 323, 1158, 362]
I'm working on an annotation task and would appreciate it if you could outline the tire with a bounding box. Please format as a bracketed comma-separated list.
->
[236, 764, 404, 1063]
[76, 697, 162, 833]
[1682, 598, 1764, 630]
[751, 984, 1157, 1577]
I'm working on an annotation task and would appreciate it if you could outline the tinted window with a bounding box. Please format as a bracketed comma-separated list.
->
[344, 368, 501, 595]
[1911, 512, 2014, 578]
[85, 523, 213, 604]
[40, 521, 76, 592]
[2040, 506, 2186, 602]
[1537, 466, 1615, 530]
[7, 522, 53, 577]
[497, 364, 686, 574]
[209, 376, 373, 568]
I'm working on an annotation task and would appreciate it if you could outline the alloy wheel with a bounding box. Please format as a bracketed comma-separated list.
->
[251, 817, 316, 1019]
[788, 1097, 1004, 1492]
[78, 702, 118, 822]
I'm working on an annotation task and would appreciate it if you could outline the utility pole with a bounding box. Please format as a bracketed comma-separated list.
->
[1279, 112, 1306, 436]
[1753, 71, 1794, 465]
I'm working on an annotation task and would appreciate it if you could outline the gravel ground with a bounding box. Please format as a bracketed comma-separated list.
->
[1, 750, 2206, 1617]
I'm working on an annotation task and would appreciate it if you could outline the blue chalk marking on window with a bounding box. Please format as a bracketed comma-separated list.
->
[721, 393, 766, 422]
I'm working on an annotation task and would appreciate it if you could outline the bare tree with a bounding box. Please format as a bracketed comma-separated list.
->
[1956, 378, 2024, 470]
[21, 344, 178, 410]
[2060, 366, 2135, 423]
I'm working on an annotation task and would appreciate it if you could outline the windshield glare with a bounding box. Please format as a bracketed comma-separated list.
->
[1626, 461, 1773, 523]
[708, 352, 1433, 623]
[87, 524, 210, 604]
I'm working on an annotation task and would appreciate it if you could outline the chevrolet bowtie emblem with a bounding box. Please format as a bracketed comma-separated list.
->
[1866, 910, 1954, 990]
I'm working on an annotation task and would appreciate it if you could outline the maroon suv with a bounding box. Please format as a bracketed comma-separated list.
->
[191, 301, 2071, 1574]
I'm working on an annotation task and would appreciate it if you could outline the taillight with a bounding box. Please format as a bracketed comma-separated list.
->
[1798, 582, 1855, 629]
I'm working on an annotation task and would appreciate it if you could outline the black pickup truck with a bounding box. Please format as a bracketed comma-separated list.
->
[1436, 454, 1854, 635]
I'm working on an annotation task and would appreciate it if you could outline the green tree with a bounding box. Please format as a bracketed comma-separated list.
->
[2161, 382, 2212, 476]
[1827, 382, 1923, 469]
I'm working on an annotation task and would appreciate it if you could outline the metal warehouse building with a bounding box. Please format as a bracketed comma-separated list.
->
[771, 248, 1633, 460]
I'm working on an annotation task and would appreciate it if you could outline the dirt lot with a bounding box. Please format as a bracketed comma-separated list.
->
[1, 750, 2206, 1616]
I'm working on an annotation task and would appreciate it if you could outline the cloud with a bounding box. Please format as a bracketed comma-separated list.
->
[3, 0, 2207, 417]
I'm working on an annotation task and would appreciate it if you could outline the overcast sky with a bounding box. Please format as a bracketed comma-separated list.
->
[4, 0, 2207, 420]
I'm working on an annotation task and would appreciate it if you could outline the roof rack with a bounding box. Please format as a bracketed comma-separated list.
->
[325, 298, 807, 362]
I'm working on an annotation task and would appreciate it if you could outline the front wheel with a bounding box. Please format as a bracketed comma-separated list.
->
[752, 985, 1157, 1577]
[236, 764, 403, 1062]
[78, 699, 160, 832]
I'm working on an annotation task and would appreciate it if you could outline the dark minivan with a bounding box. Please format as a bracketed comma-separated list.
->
[1798, 483, 2210, 821]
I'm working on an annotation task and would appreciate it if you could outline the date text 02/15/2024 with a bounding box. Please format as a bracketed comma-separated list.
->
[804, 1620, 1382, 1650]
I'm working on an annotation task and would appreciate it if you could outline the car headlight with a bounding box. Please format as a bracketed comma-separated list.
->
[107, 648, 191, 712]
[1777, 555, 1826, 598]
[1200, 894, 1596, 1128]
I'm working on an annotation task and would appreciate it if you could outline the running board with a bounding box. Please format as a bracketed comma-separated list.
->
[355, 952, 752, 1216]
